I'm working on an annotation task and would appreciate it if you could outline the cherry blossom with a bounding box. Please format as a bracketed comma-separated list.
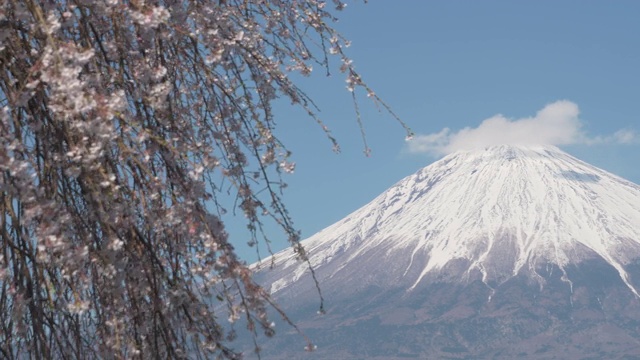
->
[0, 0, 411, 358]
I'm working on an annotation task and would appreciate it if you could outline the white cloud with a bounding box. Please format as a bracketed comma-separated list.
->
[613, 129, 638, 144]
[407, 100, 638, 155]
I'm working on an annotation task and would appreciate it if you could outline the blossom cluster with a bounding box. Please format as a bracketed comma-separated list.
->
[0, 0, 411, 358]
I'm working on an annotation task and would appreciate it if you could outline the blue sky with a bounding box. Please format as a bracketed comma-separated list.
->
[233, 1, 640, 262]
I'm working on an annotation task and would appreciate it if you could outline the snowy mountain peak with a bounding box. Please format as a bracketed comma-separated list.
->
[262, 145, 640, 297]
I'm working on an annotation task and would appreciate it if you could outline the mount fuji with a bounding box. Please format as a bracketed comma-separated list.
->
[247, 145, 640, 359]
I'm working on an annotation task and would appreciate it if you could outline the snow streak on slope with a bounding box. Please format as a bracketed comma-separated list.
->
[260, 145, 640, 297]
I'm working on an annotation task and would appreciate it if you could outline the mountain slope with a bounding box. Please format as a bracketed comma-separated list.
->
[262, 145, 640, 294]
[248, 145, 640, 358]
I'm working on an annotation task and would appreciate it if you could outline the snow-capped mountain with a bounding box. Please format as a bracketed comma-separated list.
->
[261, 145, 640, 295]
[248, 145, 640, 359]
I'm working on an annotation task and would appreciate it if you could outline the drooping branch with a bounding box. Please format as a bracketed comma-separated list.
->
[0, 0, 411, 358]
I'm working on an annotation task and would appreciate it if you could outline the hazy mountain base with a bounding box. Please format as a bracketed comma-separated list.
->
[240, 258, 640, 360]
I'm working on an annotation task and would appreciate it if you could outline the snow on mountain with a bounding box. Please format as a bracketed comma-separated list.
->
[259, 145, 640, 297]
